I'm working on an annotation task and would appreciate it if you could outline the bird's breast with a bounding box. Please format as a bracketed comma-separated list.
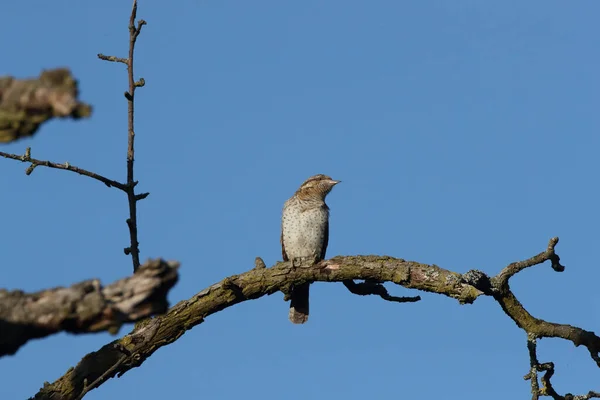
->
[281, 204, 328, 260]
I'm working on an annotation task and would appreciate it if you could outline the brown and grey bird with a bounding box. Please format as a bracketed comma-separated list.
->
[281, 174, 340, 324]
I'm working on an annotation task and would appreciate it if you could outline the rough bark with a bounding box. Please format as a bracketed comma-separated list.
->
[30, 256, 481, 400]
[0, 68, 92, 143]
[0, 259, 179, 357]
[30, 240, 600, 400]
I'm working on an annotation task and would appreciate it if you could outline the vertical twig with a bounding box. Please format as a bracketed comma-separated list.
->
[99, 0, 148, 272]
[123, 0, 147, 272]
[525, 334, 541, 400]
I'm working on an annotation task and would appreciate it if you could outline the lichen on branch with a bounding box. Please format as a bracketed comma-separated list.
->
[0, 68, 92, 143]
[32, 239, 600, 400]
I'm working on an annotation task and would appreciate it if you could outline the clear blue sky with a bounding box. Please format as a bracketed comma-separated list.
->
[1, 1, 599, 399]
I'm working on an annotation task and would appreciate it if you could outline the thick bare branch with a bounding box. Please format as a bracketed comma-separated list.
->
[0, 259, 178, 357]
[493, 289, 600, 366]
[33, 238, 600, 400]
[461, 239, 600, 397]
[489, 239, 599, 366]
[0, 68, 92, 143]
[462, 239, 600, 367]
[32, 255, 479, 400]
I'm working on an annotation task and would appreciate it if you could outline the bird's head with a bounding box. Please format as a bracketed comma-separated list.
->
[295, 174, 341, 201]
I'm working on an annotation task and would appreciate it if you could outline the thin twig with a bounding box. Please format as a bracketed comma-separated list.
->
[524, 334, 541, 400]
[495, 237, 565, 286]
[99, 0, 148, 272]
[97, 54, 128, 64]
[0, 148, 126, 190]
[523, 334, 600, 400]
[75, 355, 127, 400]
[123, 0, 146, 272]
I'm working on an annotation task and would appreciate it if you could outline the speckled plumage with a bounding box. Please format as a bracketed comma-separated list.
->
[281, 174, 340, 324]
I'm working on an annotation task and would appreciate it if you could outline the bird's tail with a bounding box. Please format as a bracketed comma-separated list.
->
[289, 283, 310, 324]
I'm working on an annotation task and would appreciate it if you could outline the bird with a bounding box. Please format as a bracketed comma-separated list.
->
[281, 174, 340, 324]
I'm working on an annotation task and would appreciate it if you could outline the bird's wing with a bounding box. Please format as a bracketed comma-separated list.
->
[320, 216, 329, 261]
[281, 229, 288, 262]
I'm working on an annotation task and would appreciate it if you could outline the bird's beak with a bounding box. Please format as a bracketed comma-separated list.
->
[330, 180, 341, 186]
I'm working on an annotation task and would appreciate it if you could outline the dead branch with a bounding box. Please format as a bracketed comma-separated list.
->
[524, 334, 600, 400]
[1, 0, 149, 274]
[0, 68, 91, 143]
[0, 147, 126, 190]
[32, 239, 600, 400]
[98, 0, 147, 272]
[495, 237, 564, 285]
[0, 259, 178, 357]
[31, 255, 481, 400]
[463, 238, 600, 367]
[342, 279, 421, 303]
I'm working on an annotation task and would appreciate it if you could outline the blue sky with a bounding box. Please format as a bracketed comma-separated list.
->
[1, 1, 599, 399]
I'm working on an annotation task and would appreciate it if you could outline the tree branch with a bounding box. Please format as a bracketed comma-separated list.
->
[524, 334, 600, 400]
[2, 0, 149, 275]
[0, 68, 92, 143]
[488, 239, 600, 367]
[495, 237, 564, 285]
[0, 147, 126, 190]
[98, 0, 147, 272]
[32, 255, 481, 399]
[342, 279, 421, 303]
[0, 259, 179, 357]
[32, 239, 600, 400]
[461, 240, 597, 361]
